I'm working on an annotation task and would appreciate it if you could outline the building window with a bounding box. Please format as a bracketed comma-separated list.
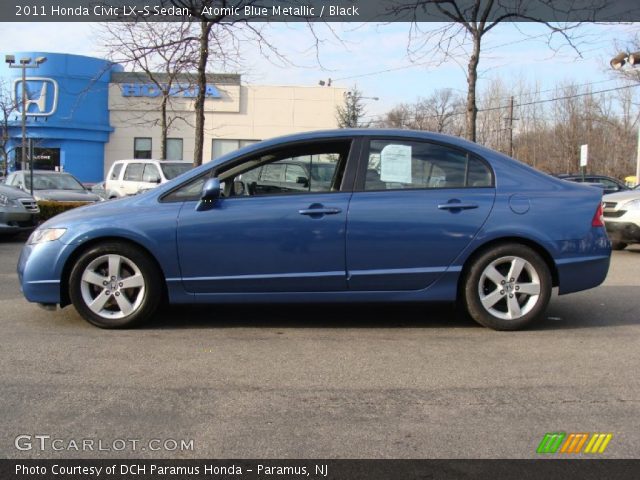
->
[166, 138, 183, 161]
[134, 138, 152, 159]
[212, 139, 259, 160]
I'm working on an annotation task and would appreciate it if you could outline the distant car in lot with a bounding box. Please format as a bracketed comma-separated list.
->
[0, 184, 39, 236]
[105, 159, 192, 198]
[18, 129, 610, 331]
[4, 171, 103, 203]
[87, 181, 108, 200]
[557, 174, 629, 195]
[602, 185, 640, 250]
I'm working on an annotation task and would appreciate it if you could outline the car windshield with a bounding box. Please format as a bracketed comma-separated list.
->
[160, 163, 191, 180]
[26, 173, 85, 191]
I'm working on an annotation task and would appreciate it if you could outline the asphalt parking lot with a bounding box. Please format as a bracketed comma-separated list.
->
[1, 236, 639, 459]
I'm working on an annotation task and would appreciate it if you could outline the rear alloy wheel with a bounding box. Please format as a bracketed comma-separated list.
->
[69, 242, 162, 328]
[463, 244, 552, 330]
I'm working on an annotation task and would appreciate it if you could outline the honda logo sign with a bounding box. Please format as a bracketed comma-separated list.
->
[13, 77, 59, 116]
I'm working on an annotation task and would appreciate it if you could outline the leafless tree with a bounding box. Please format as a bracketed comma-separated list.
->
[100, 21, 200, 160]
[391, 0, 604, 142]
[379, 88, 464, 134]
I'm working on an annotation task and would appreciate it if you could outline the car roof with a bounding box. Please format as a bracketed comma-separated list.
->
[112, 159, 187, 164]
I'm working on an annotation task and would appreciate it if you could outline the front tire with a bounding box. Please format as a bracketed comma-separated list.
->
[462, 244, 552, 331]
[69, 242, 163, 328]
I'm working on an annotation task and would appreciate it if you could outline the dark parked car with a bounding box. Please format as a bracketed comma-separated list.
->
[0, 184, 39, 236]
[18, 129, 610, 331]
[557, 174, 629, 195]
[5, 170, 103, 203]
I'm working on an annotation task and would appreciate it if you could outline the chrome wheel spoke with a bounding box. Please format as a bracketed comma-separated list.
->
[507, 257, 525, 282]
[82, 270, 108, 287]
[506, 295, 522, 319]
[88, 290, 110, 314]
[107, 254, 121, 278]
[517, 281, 541, 296]
[114, 294, 134, 316]
[120, 274, 144, 289]
[481, 289, 504, 309]
[484, 265, 505, 286]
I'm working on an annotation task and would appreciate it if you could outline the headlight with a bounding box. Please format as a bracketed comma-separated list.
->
[0, 194, 16, 206]
[27, 228, 67, 245]
[623, 198, 640, 210]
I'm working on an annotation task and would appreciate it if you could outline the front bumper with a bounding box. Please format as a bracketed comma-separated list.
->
[17, 240, 74, 305]
[605, 221, 640, 244]
[0, 210, 38, 234]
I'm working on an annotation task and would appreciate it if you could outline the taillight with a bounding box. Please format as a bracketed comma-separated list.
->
[592, 203, 604, 227]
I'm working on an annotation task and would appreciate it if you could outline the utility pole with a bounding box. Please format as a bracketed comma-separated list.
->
[507, 96, 515, 158]
[4, 55, 47, 171]
[611, 51, 640, 185]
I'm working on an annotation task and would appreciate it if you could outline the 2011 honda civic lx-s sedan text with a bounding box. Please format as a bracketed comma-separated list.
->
[17, 130, 611, 330]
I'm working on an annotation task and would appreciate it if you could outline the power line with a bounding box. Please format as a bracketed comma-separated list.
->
[363, 82, 640, 121]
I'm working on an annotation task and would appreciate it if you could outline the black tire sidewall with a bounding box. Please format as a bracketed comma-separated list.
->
[68, 242, 162, 328]
[463, 244, 552, 331]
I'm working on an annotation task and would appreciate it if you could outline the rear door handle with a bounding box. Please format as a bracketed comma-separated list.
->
[438, 203, 479, 210]
[299, 207, 342, 216]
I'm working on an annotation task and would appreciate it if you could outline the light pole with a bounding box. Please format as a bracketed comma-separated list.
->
[344, 91, 379, 128]
[610, 51, 640, 186]
[5, 55, 47, 193]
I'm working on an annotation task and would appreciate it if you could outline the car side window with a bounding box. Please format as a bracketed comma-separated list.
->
[142, 164, 161, 182]
[219, 141, 349, 197]
[124, 163, 144, 181]
[162, 173, 209, 202]
[364, 139, 492, 191]
[109, 163, 123, 180]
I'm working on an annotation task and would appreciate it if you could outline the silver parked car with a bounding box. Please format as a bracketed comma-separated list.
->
[0, 184, 39, 236]
[602, 185, 640, 250]
[4, 170, 103, 203]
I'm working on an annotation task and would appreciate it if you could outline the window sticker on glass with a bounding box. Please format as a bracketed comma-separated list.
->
[380, 144, 412, 184]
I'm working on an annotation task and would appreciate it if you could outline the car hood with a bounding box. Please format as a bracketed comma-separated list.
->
[0, 184, 35, 200]
[34, 189, 102, 202]
[603, 190, 640, 203]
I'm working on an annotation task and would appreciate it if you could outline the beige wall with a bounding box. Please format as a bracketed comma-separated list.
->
[105, 83, 346, 177]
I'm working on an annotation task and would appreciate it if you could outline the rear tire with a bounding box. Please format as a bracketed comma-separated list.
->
[69, 242, 163, 328]
[462, 244, 552, 331]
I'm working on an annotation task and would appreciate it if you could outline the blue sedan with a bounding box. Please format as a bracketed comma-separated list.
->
[17, 130, 611, 330]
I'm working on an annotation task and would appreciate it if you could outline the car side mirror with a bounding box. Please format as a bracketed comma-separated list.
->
[296, 176, 309, 187]
[201, 177, 221, 201]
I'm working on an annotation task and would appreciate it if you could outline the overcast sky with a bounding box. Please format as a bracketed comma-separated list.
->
[1, 21, 638, 118]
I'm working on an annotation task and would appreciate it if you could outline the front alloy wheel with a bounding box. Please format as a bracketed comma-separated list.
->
[463, 244, 552, 330]
[69, 242, 162, 328]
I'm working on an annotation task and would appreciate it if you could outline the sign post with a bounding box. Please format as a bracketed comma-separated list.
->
[580, 144, 588, 181]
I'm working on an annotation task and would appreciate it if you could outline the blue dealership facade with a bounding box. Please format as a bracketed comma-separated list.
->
[1, 51, 344, 183]
[0, 52, 122, 182]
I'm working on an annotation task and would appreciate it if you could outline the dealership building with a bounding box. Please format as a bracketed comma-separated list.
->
[0, 52, 345, 182]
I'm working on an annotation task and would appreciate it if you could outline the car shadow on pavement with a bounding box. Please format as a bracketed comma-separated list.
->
[143, 303, 480, 330]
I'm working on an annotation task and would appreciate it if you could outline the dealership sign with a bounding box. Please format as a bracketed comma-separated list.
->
[13, 77, 59, 116]
[121, 83, 221, 98]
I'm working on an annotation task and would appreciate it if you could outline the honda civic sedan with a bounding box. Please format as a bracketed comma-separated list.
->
[18, 130, 611, 330]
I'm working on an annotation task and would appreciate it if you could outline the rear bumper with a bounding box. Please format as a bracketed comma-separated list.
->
[555, 227, 611, 295]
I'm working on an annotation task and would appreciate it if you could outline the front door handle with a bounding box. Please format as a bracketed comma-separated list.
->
[299, 207, 342, 216]
[438, 202, 479, 210]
